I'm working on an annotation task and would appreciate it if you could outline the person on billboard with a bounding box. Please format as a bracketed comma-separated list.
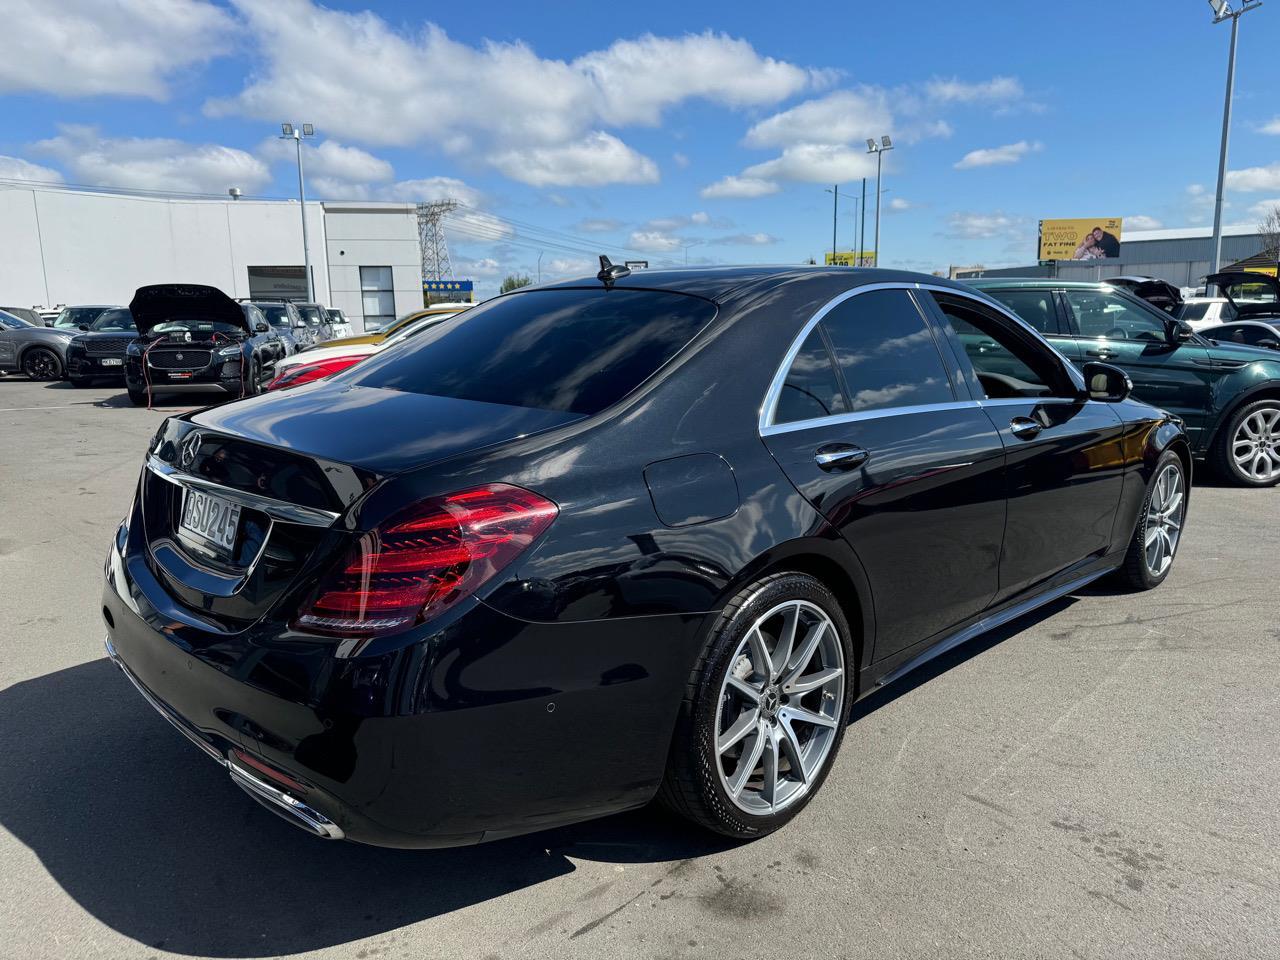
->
[1073, 232, 1106, 260]
[1092, 226, 1121, 259]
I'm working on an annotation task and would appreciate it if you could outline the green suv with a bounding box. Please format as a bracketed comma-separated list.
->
[966, 278, 1280, 487]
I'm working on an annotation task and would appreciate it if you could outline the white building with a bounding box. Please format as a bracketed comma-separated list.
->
[0, 184, 424, 333]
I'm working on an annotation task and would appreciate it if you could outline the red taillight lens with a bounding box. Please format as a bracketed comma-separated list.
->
[267, 355, 365, 391]
[293, 484, 557, 638]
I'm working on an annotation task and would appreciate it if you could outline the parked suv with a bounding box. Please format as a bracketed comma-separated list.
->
[967, 278, 1280, 486]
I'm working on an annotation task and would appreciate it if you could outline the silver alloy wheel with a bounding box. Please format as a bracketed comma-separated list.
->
[1144, 462, 1185, 577]
[1232, 407, 1280, 483]
[714, 599, 845, 815]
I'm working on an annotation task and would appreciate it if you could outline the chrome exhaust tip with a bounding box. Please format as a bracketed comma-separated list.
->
[228, 762, 345, 840]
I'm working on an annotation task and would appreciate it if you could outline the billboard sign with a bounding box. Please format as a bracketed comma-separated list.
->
[1038, 218, 1123, 261]
[824, 251, 875, 267]
[423, 279, 474, 303]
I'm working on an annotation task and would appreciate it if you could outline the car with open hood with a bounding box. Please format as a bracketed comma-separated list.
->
[123, 284, 287, 406]
[967, 276, 1280, 486]
[104, 265, 1189, 849]
[65, 307, 139, 385]
[0, 308, 77, 380]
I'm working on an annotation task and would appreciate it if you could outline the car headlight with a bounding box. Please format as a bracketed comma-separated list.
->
[217, 345, 242, 357]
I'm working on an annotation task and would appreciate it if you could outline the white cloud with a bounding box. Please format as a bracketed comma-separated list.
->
[574, 218, 624, 233]
[34, 125, 270, 194]
[925, 76, 1025, 104]
[207, 2, 822, 186]
[700, 175, 779, 199]
[1258, 117, 1280, 135]
[1226, 162, 1280, 192]
[1247, 198, 1280, 219]
[744, 144, 878, 183]
[0, 0, 234, 99]
[712, 232, 779, 245]
[488, 132, 658, 187]
[954, 140, 1043, 169]
[744, 88, 893, 148]
[888, 197, 913, 211]
[0, 155, 63, 183]
[629, 231, 683, 252]
[454, 255, 502, 278]
[376, 176, 482, 206]
[946, 211, 1024, 240]
[672, 152, 691, 168]
[1124, 215, 1163, 231]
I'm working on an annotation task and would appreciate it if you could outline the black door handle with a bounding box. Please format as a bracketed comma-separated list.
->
[1086, 349, 1116, 359]
[1009, 417, 1043, 440]
[814, 443, 870, 472]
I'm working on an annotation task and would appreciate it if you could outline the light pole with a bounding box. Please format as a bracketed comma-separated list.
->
[280, 122, 316, 301]
[866, 137, 894, 267]
[859, 178, 867, 265]
[1207, 0, 1262, 275]
[823, 185, 841, 261]
[537, 251, 544, 284]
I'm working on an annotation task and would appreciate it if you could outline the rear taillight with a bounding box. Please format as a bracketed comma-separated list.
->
[293, 484, 557, 639]
[267, 355, 364, 391]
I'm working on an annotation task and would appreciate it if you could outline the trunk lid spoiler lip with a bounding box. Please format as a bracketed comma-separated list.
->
[129, 283, 251, 337]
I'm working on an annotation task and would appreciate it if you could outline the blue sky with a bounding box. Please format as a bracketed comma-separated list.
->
[4, 0, 1280, 294]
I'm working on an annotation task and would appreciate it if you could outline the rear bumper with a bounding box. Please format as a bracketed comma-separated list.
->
[102, 549, 704, 848]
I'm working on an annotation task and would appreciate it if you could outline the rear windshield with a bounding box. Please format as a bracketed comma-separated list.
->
[349, 288, 716, 415]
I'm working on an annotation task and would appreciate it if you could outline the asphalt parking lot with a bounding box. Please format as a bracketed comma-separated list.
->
[1, 376, 1277, 960]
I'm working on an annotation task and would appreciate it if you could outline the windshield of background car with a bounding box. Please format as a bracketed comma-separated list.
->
[150, 319, 244, 335]
[298, 305, 325, 325]
[257, 305, 292, 328]
[349, 288, 717, 416]
[91, 309, 136, 331]
[0, 310, 33, 328]
[54, 307, 108, 328]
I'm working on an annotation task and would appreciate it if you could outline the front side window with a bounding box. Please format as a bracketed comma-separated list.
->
[360, 266, 395, 330]
[1064, 290, 1166, 341]
[931, 292, 1066, 399]
[351, 288, 716, 416]
[775, 329, 847, 424]
[821, 290, 954, 412]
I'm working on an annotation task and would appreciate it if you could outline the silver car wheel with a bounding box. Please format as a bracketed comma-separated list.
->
[1144, 462, 1184, 577]
[714, 599, 844, 815]
[1231, 407, 1280, 482]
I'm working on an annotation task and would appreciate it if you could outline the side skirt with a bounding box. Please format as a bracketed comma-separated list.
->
[864, 565, 1116, 693]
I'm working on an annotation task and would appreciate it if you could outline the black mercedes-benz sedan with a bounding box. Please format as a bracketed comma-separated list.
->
[123, 285, 287, 406]
[103, 265, 1190, 847]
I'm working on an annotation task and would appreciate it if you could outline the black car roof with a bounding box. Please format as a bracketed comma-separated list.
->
[532, 266, 975, 304]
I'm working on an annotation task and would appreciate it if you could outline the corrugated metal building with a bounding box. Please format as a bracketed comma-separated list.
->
[958, 224, 1271, 288]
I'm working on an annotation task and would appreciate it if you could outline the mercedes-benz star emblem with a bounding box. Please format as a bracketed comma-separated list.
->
[180, 432, 202, 468]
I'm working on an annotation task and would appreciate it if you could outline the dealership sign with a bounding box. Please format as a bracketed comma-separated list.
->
[424, 280, 474, 295]
[824, 251, 875, 267]
[1038, 218, 1123, 261]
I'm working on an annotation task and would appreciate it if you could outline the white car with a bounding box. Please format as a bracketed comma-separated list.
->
[1179, 298, 1237, 331]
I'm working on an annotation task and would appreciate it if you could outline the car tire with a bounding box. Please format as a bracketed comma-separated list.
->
[658, 571, 854, 840]
[1115, 449, 1186, 591]
[127, 387, 149, 407]
[21, 347, 61, 381]
[1211, 399, 1280, 488]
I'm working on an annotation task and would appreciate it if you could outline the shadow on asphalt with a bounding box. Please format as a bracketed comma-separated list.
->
[0, 594, 1085, 956]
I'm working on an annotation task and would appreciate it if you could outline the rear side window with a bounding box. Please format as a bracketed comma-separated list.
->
[821, 290, 954, 412]
[775, 329, 847, 424]
[351, 288, 716, 416]
[983, 289, 1059, 334]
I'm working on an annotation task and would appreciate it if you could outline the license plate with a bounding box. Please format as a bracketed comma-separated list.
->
[168, 371, 193, 379]
[101, 358, 122, 366]
[180, 490, 241, 553]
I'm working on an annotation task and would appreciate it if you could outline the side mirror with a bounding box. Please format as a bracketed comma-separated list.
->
[293, 320, 307, 329]
[78, 324, 89, 331]
[1082, 361, 1132, 403]
[255, 321, 269, 332]
[1164, 318, 1194, 344]
[1258, 338, 1280, 350]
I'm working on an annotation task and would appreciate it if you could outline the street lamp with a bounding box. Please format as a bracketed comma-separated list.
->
[1206, 0, 1263, 275]
[823, 185, 841, 262]
[866, 136, 894, 268]
[280, 122, 317, 301]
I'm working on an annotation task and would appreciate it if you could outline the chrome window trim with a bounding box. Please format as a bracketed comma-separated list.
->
[758, 281, 1085, 434]
[147, 456, 340, 527]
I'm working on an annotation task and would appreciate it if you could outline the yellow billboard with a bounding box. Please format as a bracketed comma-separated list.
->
[1038, 218, 1123, 261]
[825, 251, 875, 266]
